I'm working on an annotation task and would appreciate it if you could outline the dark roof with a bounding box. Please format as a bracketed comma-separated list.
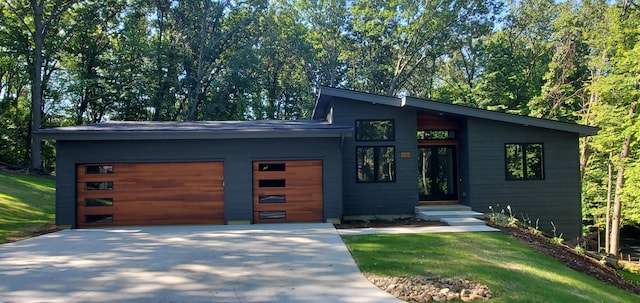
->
[313, 86, 598, 137]
[36, 120, 353, 141]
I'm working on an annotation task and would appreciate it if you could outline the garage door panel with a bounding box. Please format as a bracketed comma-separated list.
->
[253, 160, 323, 224]
[77, 162, 224, 227]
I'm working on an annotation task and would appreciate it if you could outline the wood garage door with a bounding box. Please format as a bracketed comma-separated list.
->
[253, 160, 323, 223]
[76, 162, 224, 227]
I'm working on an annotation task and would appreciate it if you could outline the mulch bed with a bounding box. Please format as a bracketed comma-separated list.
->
[334, 218, 446, 229]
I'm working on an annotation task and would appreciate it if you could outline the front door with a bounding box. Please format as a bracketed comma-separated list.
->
[418, 146, 457, 201]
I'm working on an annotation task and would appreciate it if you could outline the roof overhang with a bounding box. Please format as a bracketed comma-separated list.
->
[314, 86, 598, 137]
[35, 120, 353, 141]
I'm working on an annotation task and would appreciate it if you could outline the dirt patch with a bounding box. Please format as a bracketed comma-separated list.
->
[4, 224, 61, 244]
[334, 218, 446, 229]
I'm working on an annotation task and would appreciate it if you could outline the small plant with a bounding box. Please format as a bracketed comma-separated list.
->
[488, 205, 511, 227]
[600, 255, 608, 266]
[527, 218, 542, 235]
[574, 245, 585, 256]
[506, 205, 518, 227]
[550, 221, 564, 245]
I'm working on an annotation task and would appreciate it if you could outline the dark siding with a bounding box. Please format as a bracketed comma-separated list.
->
[55, 138, 342, 228]
[466, 117, 582, 238]
[458, 118, 471, 205]
[331, 98, 419, 216]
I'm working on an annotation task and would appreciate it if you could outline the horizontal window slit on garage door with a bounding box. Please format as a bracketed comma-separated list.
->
[259, 211, 286, 219]
[259, 195, 286, 203]
[258, 179, 285, 187]
[258, 163, 286, 171]
[85, 214, 113, 223]
[85, 165, 114, 174]
[85, 198, 114, 207]
[85, 182, 113, 190]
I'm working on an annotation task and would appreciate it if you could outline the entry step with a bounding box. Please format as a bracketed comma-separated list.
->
[417, 210, 484, 221]
[440, 217, 487, 226]
[415, 205, 472, 213]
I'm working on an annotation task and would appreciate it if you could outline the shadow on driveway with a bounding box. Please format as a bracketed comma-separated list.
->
[0, 223, 401, 303]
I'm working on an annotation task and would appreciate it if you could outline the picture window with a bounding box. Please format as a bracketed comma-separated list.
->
[356, 146, 395, 182]
[505, 143, 544, 180]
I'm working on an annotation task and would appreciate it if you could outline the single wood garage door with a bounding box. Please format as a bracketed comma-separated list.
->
[76, 162, 224, 227]
[253, 160, 323, 223]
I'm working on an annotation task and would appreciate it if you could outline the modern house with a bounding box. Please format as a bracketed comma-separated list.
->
[38, 87, 597, 238]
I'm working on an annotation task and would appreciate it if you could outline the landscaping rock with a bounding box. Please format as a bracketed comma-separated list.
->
[365, 273, 491, 302]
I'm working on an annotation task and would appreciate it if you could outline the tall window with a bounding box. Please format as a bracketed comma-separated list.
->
[357, 146, 395, 182]
[505, 143, 544, 180]
[356, 120, 395, 141]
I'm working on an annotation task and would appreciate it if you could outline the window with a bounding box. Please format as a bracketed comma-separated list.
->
[357, 146, 395, 182]
[259, 195, 286, 203]
[417, 130, 456, 140]
[85, 182, 114, 190]
[85, 198, 114, 207]
[258, 179, 286, 187]
[505, 143, 544, 180]
[356, 120, 395, 141]
[85, 165, 113, 174]
[258, 163, 285, 171]
[258, 211, 286, 219]
[85, 214, 113, 223]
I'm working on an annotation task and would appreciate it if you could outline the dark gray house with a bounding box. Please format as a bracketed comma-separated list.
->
[38, 87, 597, 238]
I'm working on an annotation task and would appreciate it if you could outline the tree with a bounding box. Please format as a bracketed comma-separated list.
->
[2, 0, 78, 169]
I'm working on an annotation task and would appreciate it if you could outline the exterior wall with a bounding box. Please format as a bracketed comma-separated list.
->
[330, 98, 419, 217]
[55, 137, 343, 228]
[465, 117, 582, 239]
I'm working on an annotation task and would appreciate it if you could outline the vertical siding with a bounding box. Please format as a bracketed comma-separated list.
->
[55, 137, 342, 228]
[331, 98, 419, 216]
[466, 117, 582, 239]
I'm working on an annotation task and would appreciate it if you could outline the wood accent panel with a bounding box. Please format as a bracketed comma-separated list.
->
[417, 113, 459, 131]
[252, 160, 323, 223]
[77, 162, 224, 227]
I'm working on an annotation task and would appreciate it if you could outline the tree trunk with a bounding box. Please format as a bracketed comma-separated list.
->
[608, 103, 636, 255]
[30, 1, 44, 169]
[580, 90, 598, 179]
[605, 148, 613, 253]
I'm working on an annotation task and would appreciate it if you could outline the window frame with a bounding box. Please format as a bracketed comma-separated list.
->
[356, 146, 396, 183]
[355, 119, 396, 141]
[505, 143, 545, 181]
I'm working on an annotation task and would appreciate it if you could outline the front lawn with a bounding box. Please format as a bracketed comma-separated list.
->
[0, 171, 55, 243]
[343, 232, 640, 303]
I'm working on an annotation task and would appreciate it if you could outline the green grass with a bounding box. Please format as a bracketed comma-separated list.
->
[343, 232, 640, 303]
[0, 171, 55, 243]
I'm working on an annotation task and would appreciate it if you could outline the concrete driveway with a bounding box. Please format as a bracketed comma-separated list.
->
[0, 223, 401, 303]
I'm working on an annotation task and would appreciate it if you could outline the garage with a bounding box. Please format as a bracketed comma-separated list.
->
[76, 162, 224, 227]
[253, 160, 323, 223]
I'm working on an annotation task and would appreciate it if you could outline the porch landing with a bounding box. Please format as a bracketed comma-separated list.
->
[416, 205, 495, 229]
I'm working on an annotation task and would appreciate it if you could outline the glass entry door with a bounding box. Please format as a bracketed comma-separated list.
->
[418, 146, 457, 201]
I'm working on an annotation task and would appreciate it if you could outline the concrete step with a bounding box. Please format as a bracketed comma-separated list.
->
[417, 210, 484, 221]
[441, 217, 487, 226]
[414, 205, 472, 213]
